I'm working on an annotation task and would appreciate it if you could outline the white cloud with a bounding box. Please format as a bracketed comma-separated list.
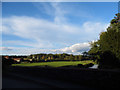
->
[1, 47, 53, 55]
[52, 42, 90, 54]
[2, 2, 109, 50]
[2, 16, 80, 48]
[1, 2, 112, 55]
[83, 22, 107, 33]
[33, 2, 68, 24]
[0, 47, 12, 51]
[1, 42, 90, 55]
[3, 40, 53, 48]
[51, 2, 68, 24]
[2, 15, 108, 49]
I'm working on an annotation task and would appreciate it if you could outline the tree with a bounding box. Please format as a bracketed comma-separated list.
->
[99, 13, 120, 60]
[20, 57, 24, 62]
[69, 54, 74, 61]
[98, 51, 120, 69]
[88, 41, 100, 61]
[88, 13, 120, 66]
[78, 55, 82, 60]
[82, 51, 88, 57]
[74, 55, 78, 60]
[88, 13, 120, 68]
[2, 56, 14, 69]
[41, 55, 45, 60]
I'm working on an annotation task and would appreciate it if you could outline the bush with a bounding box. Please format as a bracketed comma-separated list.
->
[98, 51, 120, 69]
[84, 63, 94, 68]
[77, 64, 84, 68]
[2, 57, 14, 70]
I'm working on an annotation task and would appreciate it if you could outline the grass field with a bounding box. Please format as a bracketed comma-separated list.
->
[12, 60, 94, 67]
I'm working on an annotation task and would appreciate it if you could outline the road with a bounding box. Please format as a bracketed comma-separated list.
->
[2, 71, 96, 89]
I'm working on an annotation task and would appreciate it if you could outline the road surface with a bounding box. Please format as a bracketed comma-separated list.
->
[3, 71, 96, 89]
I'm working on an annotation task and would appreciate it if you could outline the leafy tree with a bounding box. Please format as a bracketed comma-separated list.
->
[82, 51, 88, 57]
[27, 53, 91, 62]
[88, 13, 120, 68]
[20, 57, 24, 62]
[98, 51, 120, 69]
[74, 55, 78, 60]
[99, 13, 120, 60]
[69, 54, 74, 61]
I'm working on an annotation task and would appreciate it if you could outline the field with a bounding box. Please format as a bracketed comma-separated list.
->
[12, 60, 94, 67]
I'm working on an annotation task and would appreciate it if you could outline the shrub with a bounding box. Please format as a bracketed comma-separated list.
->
[77, 64, 84, 68]
[98, 51, 120, 69]
[84, 63, 94, 68]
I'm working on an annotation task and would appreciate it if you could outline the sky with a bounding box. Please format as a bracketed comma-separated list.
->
[1, 2, 118, 55]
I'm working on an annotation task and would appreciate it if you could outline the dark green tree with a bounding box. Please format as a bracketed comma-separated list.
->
[88, 13, 120, 68]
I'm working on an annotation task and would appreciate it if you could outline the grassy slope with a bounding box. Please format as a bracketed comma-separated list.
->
[12, 60, 94, 67]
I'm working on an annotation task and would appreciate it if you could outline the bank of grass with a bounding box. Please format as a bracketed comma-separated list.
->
[12, 60, 95, 67]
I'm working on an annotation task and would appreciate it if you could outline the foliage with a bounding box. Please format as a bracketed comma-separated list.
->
[27, 53, 84, 62]
[98, 51, 120, 69]
[88, 13, 120, 68]
[2, 56, 14, 69]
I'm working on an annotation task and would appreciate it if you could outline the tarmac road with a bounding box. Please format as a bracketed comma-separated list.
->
[3, 76, 48, 88]
[2, 71, 96, 89]
[2, 66, 120, 89]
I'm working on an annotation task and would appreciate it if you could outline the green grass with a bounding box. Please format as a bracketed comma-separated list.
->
[12, 60, 94, 67]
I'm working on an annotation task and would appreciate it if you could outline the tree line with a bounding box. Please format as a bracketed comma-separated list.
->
[27, 52, 92, 62]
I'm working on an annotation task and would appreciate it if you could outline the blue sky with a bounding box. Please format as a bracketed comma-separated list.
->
[1, 2, 118, 55]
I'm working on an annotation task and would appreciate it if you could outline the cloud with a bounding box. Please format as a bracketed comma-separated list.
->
[33, 2, 68, 24]
[1, 42, 90, 55]
[3, 40, 53, 48]
[0, 47, 13, 51]
[2, 2, 109, 53]
[1, 47, 53, 55]
[2, 15, 108, 49]
[52, 42, 90, 54]
[83, 22, 105, 33]
[2, 16, 81, 48]
[51, 2, 68, 24]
